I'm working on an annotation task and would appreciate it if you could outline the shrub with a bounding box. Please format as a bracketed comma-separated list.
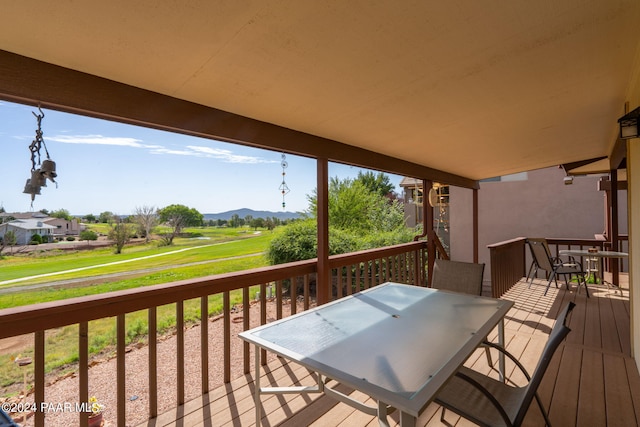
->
[30, 234, 42, 244]
[66, 236, 76, 241]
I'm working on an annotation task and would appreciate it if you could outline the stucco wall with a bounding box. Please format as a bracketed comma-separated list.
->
[449, 167, 626, 279]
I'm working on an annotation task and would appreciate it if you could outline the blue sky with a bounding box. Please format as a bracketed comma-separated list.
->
[0, 101, 403, 216]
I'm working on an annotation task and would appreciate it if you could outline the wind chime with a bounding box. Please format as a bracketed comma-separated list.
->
[279, 153, 290, 209]
[23, 107, 57, 206]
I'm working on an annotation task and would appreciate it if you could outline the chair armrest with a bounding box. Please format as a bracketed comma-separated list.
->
[481, 340, 532, 382]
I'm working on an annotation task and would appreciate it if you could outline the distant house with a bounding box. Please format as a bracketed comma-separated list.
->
[0, 219, 57, 245]
[0, 212, 84, 243]
[44, 217, 83, 237]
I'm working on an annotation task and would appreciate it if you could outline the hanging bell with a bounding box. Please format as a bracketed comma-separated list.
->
[22, 178, 41, 201]
[31, 169, 47, 187]
[40, 159, 57, 183]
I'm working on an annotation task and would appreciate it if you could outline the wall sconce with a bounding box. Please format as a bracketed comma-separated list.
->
[618, 106, 640, 139]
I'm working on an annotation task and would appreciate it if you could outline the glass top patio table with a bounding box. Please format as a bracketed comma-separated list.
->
[239, 282, 513, 423]
[559, 249, 628, 258]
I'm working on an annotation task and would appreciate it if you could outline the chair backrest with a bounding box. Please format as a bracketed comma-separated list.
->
[513, 301, 575, 426]
[527, 238, 555, 272]
[431, 259, 485, 295]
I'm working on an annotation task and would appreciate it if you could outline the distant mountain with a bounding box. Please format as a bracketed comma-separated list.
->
[203, 208, 303, 221]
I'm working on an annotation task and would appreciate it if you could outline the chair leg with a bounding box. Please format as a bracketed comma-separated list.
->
[526, 261, 538, 287]
[544, 271, 557, 296]
[582, 273, 590, 298]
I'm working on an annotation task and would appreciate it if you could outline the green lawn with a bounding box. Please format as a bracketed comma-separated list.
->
[0, 226, 275, 391]
[0, 227, 271, 286]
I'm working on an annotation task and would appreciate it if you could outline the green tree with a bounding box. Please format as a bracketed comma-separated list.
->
[83, 213, 96, 223]
[309, 176, 406, 233]
[79, 229, 98, 245]
[108, 219, 132, 254]
[266, 219, 359, 265]
[269, 174, 413, 265]
[50, 208, 72, 221]
[355, 171, 395, 198]
[250, 217, 265, 230]
[157, 204, 203, 245]
[98, 211, 115, 224]
[229, 214, 242, 228]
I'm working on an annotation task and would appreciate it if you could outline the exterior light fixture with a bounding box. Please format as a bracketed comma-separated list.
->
[618, 106, 640, 139]
[563, 176, 573, 185]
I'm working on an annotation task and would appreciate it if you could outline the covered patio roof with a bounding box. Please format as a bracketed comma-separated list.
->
[1, 1, 639, 187]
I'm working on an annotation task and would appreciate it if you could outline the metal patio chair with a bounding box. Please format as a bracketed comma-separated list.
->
[526, 238, 589, 297]
[431, 259, 494, 364]
[431, 259, 485, 295]
[435, 301, 576, 427]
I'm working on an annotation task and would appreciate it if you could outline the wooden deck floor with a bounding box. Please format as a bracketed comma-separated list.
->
[143, 277, 640, 427]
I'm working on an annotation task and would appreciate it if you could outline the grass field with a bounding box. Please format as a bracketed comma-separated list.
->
[0, 226, 276, 391]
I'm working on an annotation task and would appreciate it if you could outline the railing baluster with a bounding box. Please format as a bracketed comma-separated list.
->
[148, 307, 158, 418]
[117, 314, 126, 426]
[79, 322, 89, 427]
[290, 276, 297, 315]
[176, 301, 185, 405]
[276, 280, 283, 320]
[243, 287, 250, 374]
[223, 291, 231, 383]
[260, 283, 267, 366]
[304, 274, 310, 309]
[34, 330, 44, 427]
[200, 296, 209, 393]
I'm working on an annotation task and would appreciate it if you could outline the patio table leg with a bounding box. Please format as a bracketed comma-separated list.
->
[399, 411, 416, 427]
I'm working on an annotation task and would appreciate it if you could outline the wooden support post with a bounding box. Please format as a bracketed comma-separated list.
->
[473, 188, 479, 264]
[317, 158, 330, 304]
[424, 180, 435, 286]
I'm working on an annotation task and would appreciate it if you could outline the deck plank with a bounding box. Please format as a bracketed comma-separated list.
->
[140, 279, 638, 427]
[577, 348, 606, 427]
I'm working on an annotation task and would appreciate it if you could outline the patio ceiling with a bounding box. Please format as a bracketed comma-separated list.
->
[1, 1, 639, 185]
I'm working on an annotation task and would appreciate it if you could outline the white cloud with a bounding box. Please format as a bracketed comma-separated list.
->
[47, 134, 162, 149]
[151, 145, 277, 164]
[45, 134, 275, 164]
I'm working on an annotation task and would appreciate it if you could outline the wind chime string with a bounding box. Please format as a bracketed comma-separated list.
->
[23, 107, 57, 207]
[279, 153, 290, 209]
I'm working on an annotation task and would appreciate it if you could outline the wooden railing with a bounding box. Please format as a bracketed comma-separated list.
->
[328, 241, 428, 298]
[487, 237, 527, 298]
[488, 236, 629, 298]
[0, 241, 427, 426]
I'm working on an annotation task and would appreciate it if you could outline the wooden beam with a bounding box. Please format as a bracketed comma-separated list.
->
[0, 49, 478, 189]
